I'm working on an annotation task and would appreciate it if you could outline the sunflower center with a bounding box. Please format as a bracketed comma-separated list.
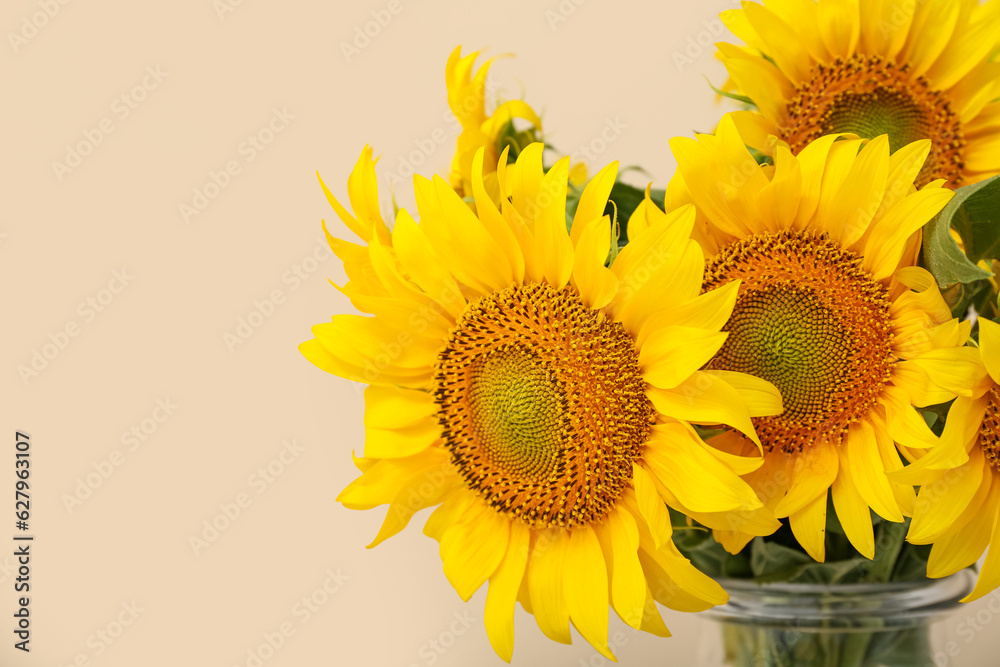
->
[434, 282, 653, 529]
[980, 386, 1000, 473]
[703, 231, 895, 453]
[781, 54, 965, 188]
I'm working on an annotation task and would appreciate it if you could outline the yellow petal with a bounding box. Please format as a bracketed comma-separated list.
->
[337, 446, 449, 509]
[789, 490, 828, 562]
[472, 147, 526, 284]
[962, 487, 1000, 602]
[756, 145, 802, 232]
[440, 502, 510, 601]
[636, 281, 740, 349]
[392, 210, 467, 319]
[926, 472, 995, 577]
[571, 216, 619, 309]
[527, 530, 572, 644]
[571, 161, 618, 245]
[844, 420, 904, 522]
[644, 425, 763, 513]
[911, 347, 990, 399]
[898, 0, 961, 78]
[773, 440, 839, 517]
[831, 446, 875, 559]
[983, 320, 1000, 385]
[864, 187, 954, 280]
[431, 175, 516, 291]
[424, 492, 475, 542]
[673, 114, 771, 236]
[881, 386, 940, 450]
[926, 2, 1000, 90]
[640, 326, 728, 390]
[717, 44, 795, 122]
[637, 537, 729, 610]
[564, 526, 614, 661]
[531, 156, 575, 288]
[638, 587, 671, 637]
[631, 466, 674, 549]
[595, 507, 646, 630]
[765, 0, 828, 61]
[485, 521, 530, 663]
[705, 370, 783, 418]
[794, 133, 855, 229]
[859, 0, 914, 59]
[364, 385, 437, 430]
[366, 468, 458, 547]
[614, 242, 704, 335]
[742, 1, 812, 84]
[908, 446, 985, 544]
[817, 0, 860, 58]
[824, 135, 890, 248]
[648, 371, 765, 447]
[363, 421, 440, 459]
[728, 110, 781, 152]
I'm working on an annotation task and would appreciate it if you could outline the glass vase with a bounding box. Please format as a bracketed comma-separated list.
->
[697, 572, 975, 667]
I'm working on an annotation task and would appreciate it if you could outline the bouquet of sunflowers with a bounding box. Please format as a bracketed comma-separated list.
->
[300, 2, 1000, 665]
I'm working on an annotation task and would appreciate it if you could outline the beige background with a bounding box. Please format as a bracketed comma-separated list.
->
[4, 0, 999, 665]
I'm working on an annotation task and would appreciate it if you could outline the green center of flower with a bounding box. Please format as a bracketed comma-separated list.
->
[434, 283, 652, 529]
[824, 89, 929, 154]
[721, 284, 851, 423]
[704, 231, 896, 453]
[468, 347, 563, 481]
[781, 54, 965, 188]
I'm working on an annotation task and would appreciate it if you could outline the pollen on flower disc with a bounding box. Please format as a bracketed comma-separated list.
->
[781, 55, 965, 188]
[703, 231, 895, 453]
[980, 386, 1000, 472]
[434, 283, 653, 529]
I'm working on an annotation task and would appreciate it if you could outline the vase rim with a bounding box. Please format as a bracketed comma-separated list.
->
[712, 570, 974, 595]
[703, 570, 976, 630]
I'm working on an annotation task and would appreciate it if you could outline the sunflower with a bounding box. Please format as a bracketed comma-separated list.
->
[897, 320, 997, 602]
[717, 0, 1000, 189]
[660, 114, 984, 562]
[446, 46, 545, 198]
[302, 142, 784, 660]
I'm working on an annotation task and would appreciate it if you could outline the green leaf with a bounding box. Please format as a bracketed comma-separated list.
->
[750, 538, 814, 579]
[922, 176, 999, 288]
[951, 175, 1000, 265]
[864, 520, 907, 583]
[891, 543, 932, 582]
[705, 77, 756, 107]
